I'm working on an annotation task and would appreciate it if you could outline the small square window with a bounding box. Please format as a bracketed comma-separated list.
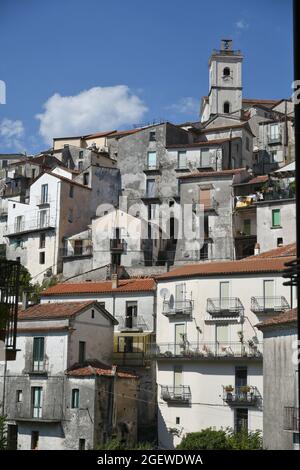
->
[40, 233, 46, 249]
[277, 237, 283, 247]
[39, 252, 45, 264]
[149, 131, 156, 142]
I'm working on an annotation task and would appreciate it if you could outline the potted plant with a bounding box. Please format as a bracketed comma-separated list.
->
[224, 385, 234, 401]
[240, 385, 251, 394]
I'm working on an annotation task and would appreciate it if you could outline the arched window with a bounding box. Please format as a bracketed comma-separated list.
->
[223, 67, 230, 77]
[223, 102, 230, 113]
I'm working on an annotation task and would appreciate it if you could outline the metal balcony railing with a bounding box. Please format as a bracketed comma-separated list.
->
[250, 296, 290, 314]
[26, 359, 48, 375]
[162, 300, 193, 317]
[61, 245, 93, 257]
[12, 402, 64, 422]
[223, 385, 260, 406]
[283, 407, 299, 432]
[206, 297, 244, 316]
[5, 217, 56, 236]
[116, 315, 149, 332]
[150, 341, 262, 359]
[110, 239, 126, 252]
[161, 385, 191, 403]
[144, 163, 161, 172]
[113, 351, 147, 367]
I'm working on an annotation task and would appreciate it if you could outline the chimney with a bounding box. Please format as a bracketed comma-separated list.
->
[22, 291, 29, 310]
[254, 243, 261, 256]
[111, 273, 118, 289]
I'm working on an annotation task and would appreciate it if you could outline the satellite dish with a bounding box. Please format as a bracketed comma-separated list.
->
[160, 288, 170, 299]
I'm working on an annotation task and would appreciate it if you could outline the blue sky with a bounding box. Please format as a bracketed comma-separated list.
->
[0, 0, 293, 154]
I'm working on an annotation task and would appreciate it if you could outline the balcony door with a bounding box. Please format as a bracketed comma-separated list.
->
[33, 337, 44, 371]
[31, 387, 43, 418]
[216, 324, 229, 353]
[175, 324, 185, 355]
[175, 283, 186, 310]
[263, 280, 274, 310]
[220, 281, 230, 310]
[126, 301, 138, 329]
[174, 366, 183, 398]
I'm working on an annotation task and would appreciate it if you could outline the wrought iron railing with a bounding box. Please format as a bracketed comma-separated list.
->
[110, 239, 126, 252]
[206, 297, 244, 316]
[61, 245, 93, 257]
[162, 300, 193, 317]
[283, 406, 299, 432]
[223, 385, 259, 406]
[268, 133, 282, 145]
[4, 217, 56, 235]
[116, 315, 149, 331]
[161, 385, 191, 403]
[250, 296, 290, 314]
[150, 341, 262, 358]
[0, 259, 20, 356]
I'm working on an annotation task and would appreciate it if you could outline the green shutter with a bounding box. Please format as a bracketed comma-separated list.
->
[272, 209, 281, 227]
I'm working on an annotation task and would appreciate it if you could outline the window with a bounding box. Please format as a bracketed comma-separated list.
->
[223, 67, 230, 77]
[68, 209, 73, 223]
[15, 215, 24, 233]
[147, 151, 157, 169]
[270, 150, 283, 163]
[146, 179, 156, 197]
[78, 161, 83, 172]
[243, 219, 251, 236]
[41, 184, 48, 204]
[200, 149, 211, 168]
[176, 417, 180, 425]
[177, 151, 187, 169]
[79, 341, 86, 363]
[39, 252, 45, 265]
[79, 150, 84, 159]
[71, 389, 80, 409]
[33, 337, 45, 371]
[246, 137, 250, 151]
[277, 237, 283, 247]
[83, 173, 89, 186]
[74, 239, 83, 255]
[91, 309, 95, 319]
[32, 169, 36, 179]
[16, 390, 23, 403]
[149, 131, 156, 142]
[223, 102, 230, 114]
[199, 188, 211, 210]
[39, 233, 46, 249]
[79, 439, 86, 450]
[1, 159, 8, 168]
[175, 283, 186, 305]
[69, 185, 74, 198]
[31, 387, 43, 418]
[64, 144, 69, 148]
[270, 123, 280, 140]
[31, 431, 39, 450]
[272, 209, 281, 227]
[39, 209, 48, 228]
[125, 301, 138, 329]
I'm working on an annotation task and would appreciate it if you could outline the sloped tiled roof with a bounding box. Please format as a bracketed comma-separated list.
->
[19, 301, 97, 320]
[167, 137, 241, 149]
[179, 168, 247, 179]
[257, 308, 297, 329]
[156, 244, 295, 281]
[66, 364, 137, 379]
[42, 278, 156, 297]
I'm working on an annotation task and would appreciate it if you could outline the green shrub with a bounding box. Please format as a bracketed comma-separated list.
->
[96, 439, 154, 450]
[0, 415, 7, 450]
[176, 428, 262, 450]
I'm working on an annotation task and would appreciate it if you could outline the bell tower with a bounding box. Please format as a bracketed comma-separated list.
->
[208, 39, 243, 117]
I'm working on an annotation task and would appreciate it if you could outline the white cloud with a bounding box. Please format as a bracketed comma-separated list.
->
[167, 97, 199, 115]
[36, 85, 148, 144]
[0, 118, 25, 151]
[236, 19, 249, 30]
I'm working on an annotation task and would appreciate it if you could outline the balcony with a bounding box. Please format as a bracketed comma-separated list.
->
[12, 402, 64, 423]
[151, 341, 262, 359]
[141, 190, 162, 204]
[162, 300, 193, 318]
[26, 359, 48, 376]
[5, 217, 56, 237]
[161, 385, 191, 404]
[250, 296, 290, 314]
[61, 245, 93, 258]
[116, 315, 149, 332]
[283, 407, 299, 432]
[206, 298, 244, 317]
[113, 351, 148, 367]
[110, 239, 126, 253]
[223, 385, 260, 406]
[268, 133, 282, 145]
[143, 163, 161, 174]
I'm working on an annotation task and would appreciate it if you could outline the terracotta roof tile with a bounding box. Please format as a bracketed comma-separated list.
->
[247, 243, 296, 259]
[178, 168, 247, 179]
[233, 175, 269, 186]
[18, 301, 96, 320]
[257, 308, 297, 329]
[167, 137, 241, 149]
[66, 364, 137, 379]
[42, 278, 156, 297]
[156, 253, 294, 281]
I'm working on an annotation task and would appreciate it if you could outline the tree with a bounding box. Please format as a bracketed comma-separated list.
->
[96, 439, 153, 450]
[176, 428, 262, 450]
[177, 428, 228, 450]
